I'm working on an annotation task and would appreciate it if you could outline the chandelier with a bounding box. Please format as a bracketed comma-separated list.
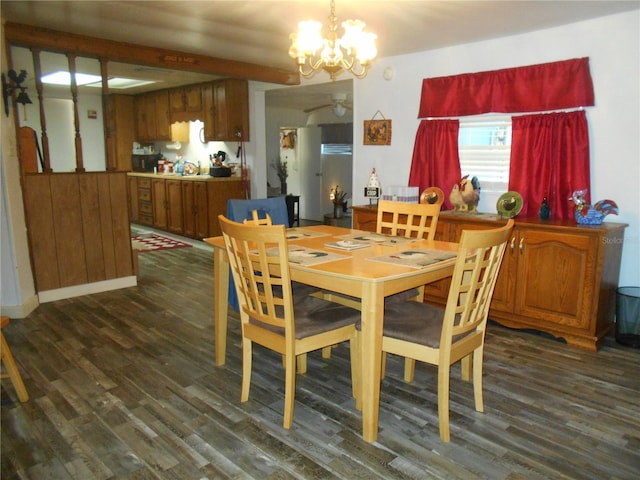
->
[288, 0, 377, 80]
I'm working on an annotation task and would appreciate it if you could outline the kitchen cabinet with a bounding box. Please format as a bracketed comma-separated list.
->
[151, 178, 183, 234]
[151, 178, 167, 229]
[169, 85, 203, 122]
[134, 90, 171, 142]
[182, 181, 209, 239]
[106, 94, 135, 171]
[351, 205, 627, 351]
[203, 79, 250, 142]
[136, 177, 153, 226]
[128, 173, 245, 239]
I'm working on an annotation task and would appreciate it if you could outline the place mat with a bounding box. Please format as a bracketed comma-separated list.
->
[337, 232, 415, 246]
[132, 234, 192, 252]
[285, 228, 330, 240]
[265, 245, 348, 266]
[367, 249, 456, 269]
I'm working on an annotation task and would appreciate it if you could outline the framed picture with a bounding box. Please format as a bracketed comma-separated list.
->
[364, 119, 392, 145]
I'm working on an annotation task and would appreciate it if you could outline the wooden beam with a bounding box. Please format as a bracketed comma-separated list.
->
[4, 22, 301, 86]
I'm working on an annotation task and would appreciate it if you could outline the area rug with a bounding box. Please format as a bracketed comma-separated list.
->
[131, 234, 192, 252]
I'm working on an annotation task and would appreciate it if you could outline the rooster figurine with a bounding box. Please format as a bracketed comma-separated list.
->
[449, 175, 481, 213]
[569, 189, 619, 225]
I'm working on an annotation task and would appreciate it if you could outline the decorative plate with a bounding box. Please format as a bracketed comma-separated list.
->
[420, 187, 444, 205]
[496, 191, 523, 218]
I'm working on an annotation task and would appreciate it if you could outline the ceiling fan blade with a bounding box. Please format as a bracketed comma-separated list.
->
[303, 103, 333, 113]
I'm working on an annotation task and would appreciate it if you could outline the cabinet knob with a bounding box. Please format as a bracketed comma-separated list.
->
[519, 237, 524, 254]
[510, 236, 516, 251]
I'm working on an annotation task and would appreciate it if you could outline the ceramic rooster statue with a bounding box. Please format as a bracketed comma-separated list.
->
[569, 189, 619, 225]
[449, 175, 481, 213]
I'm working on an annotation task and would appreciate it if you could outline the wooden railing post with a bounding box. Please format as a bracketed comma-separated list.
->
[67, 54, 85, 173]
[30, 48, 52, 172]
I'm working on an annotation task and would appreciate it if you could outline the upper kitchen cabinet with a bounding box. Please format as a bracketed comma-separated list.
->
[134, 90, 171, 142]
[169, 85, 203, 123]
[107, 94, 135, 171]
[203, 79, 250, 142]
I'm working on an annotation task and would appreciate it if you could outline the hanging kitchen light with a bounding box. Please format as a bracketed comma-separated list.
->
[288, 0, 377, 80]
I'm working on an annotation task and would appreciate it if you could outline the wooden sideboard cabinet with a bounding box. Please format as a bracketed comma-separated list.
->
[351, 205, 627, 351]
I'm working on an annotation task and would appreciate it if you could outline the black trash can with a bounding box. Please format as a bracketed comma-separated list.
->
[615, 286, 640, 348]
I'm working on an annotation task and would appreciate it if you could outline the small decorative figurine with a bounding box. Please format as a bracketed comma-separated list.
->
[539, 196, 551, 220]
[449, 175, 481, 213]
[569, 189, 619, 225]
[364, 168, 381, 205]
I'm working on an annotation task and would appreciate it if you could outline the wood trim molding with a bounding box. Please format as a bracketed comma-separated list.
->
[4, 22, 300, 86]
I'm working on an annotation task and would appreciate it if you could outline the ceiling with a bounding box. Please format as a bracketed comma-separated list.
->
[2, 1, 638, 112]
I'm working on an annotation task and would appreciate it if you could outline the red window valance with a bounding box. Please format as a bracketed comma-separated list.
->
[418, 57, 595, 118]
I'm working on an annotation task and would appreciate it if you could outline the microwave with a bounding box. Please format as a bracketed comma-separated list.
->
[131, 153, 162, 172]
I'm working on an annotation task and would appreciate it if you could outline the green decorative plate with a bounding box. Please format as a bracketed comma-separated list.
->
[497, 191, 523, 218]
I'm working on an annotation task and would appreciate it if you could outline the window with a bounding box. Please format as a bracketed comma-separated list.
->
[458, 116, 512, 193]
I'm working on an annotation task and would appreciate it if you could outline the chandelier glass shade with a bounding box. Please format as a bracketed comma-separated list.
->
[289, 0, 377, 80]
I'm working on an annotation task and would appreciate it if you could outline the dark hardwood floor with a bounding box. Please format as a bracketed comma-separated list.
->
[2, 239, 639, 479]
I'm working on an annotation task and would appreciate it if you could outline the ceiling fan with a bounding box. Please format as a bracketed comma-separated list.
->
[304, 92, 352, 117]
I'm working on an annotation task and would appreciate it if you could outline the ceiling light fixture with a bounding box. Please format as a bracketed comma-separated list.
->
[288, 0, 377, 81]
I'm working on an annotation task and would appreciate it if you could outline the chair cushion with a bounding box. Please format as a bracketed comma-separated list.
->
[293, 295, 360, 339]
[249, 291, 359, 340]
[382, 301, 445, 348]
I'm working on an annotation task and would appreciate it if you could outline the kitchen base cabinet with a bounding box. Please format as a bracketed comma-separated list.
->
[128, 173, 244, 239]
[182, 181, 209, 239]
[151, 178, 167, 230]
[351, 205, 627, 351]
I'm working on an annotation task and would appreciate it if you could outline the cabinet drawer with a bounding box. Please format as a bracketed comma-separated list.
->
[139, 202, 153, 214]
[139, 213, 153, 225]
[137, 178, 151, 188]
[139, 189, 151, 201]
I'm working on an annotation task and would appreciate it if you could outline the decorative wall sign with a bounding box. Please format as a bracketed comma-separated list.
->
[364, 111, 391, 145]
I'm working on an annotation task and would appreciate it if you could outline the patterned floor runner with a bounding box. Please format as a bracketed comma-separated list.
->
[132, 234, 192, 252]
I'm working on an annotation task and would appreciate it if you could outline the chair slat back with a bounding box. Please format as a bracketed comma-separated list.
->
[243, 209, 273, 226]
[441, 219, 514, 350]
[219, 215, 294, 332]
[376, 199, 441, 240]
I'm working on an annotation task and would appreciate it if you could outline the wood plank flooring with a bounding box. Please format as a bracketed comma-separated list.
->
[2, 240, 639, 479]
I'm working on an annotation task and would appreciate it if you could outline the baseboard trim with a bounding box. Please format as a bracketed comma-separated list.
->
[38, 276, 138, 303]
[0, 293, 40, 319]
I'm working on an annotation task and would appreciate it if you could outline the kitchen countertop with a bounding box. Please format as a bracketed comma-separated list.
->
[127, 172, 242, 181]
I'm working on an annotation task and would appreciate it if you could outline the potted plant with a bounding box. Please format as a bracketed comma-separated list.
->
[272, 159, 288, 195]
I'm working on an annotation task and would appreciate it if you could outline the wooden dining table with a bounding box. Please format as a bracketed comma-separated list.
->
[204, 224, 459, 443]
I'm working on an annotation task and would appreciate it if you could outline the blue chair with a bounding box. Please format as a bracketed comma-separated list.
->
[225, 197, 289, 310]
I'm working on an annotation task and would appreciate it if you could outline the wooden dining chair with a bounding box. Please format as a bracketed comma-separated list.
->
[375, 199, 444, 376]
[378, 219, 514, 442]
[1, 316, 29, 402]
[218, 215, 360, 429]
[376, 199, 441, 240]
[242, 209, 328, 372]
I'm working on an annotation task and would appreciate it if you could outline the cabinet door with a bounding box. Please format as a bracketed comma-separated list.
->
[152, 179, 167, 229]
[490, 232, 518, 313]
[514, 228, 596, 329]
[169, 85, 202, 113]
[182, 182, 196, 238]
[184, 85, 203, 112]
[165, 179, 183, 234]
[112, 95, 135, 171]
[203, 79, 249, 141]
[134, 94, 151, 141]
[154, 90, 171, 140]
[194, 181, 209, 239]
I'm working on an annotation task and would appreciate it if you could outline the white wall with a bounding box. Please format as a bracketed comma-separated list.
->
[348, 10, 639, 287]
